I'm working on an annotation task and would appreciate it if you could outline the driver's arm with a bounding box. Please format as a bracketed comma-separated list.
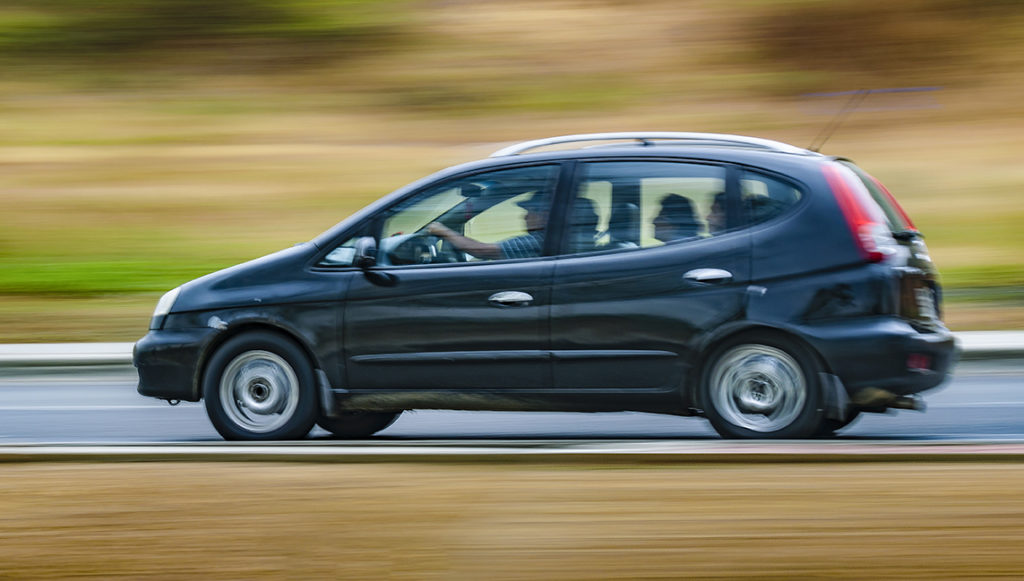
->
[427, 222, 503, 260]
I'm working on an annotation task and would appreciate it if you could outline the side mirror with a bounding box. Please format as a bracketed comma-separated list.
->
[353, 236, 377, 269]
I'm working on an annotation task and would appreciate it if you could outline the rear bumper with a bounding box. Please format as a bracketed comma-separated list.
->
[134, 327, 219, 402]
[798, 317, 957, 396]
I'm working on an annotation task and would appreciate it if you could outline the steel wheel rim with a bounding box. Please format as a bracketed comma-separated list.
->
[709, 344, 806, 433]
[219, 350, 300, 434]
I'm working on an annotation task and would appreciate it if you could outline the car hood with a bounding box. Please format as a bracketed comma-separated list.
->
[172, 243, 328, 313]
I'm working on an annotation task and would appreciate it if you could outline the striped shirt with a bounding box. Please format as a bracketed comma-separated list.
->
[499, 231, 545, 260]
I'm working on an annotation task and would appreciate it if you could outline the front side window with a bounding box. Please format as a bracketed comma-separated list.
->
[565, 161, 728, 255]
[321, 164, 559, 266]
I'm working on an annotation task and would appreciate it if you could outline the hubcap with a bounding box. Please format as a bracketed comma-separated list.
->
[219, 350, 299, 433]
[709, 344, 806, 433]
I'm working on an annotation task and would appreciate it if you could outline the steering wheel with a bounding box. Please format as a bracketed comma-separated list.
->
[413, 229, 467, 263]
[438, 237, 467, 262]
[407, 234, 438, 264]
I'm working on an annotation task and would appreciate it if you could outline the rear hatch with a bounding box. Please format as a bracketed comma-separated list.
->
[829, 160, 943, 330]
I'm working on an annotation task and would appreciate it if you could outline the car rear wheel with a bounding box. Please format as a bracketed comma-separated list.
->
[317, 411, 402, 439]
[203, 332, 318, 441]
[701, 333, 824, 439]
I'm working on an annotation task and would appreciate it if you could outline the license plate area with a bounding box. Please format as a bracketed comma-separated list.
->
[898, 270, 941, 326]
[914, 287, 938, 321]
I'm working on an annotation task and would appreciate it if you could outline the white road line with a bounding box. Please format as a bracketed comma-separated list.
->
[1, 441, 1024, 459]
[927, 402, 1024, 408]
[0, 405, 196, 411]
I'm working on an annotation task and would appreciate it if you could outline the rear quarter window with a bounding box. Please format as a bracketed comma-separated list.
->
[739, 169, 803, 226]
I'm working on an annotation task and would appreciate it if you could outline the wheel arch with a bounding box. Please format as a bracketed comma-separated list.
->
[687, 324, 833, 408]
[196, 322, 324, 401]
[691, 324, 835, 438]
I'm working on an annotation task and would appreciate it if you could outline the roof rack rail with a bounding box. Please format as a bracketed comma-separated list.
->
[490, 132, 815, 157]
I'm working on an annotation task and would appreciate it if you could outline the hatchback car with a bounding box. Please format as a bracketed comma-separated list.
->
[134, 132, 957, 440]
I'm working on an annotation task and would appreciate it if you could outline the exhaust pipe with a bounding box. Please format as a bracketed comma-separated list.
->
[851, 387, 926, 412]
[889, 395, 926, 411]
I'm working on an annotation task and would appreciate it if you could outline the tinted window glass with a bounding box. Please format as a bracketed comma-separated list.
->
[565, 161, 727, 255]
[321, 164, 559, 266]
[739, 170, 803, 226]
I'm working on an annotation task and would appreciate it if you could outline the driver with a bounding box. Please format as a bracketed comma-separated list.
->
[427, 194, 548, 260]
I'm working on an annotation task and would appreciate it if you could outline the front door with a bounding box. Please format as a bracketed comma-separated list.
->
[337, 164, 562, 391]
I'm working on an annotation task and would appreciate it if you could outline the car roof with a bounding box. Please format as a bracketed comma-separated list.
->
[491, 143, 824, 164]
[447, 140, 833, 178]
[491, 132, 817, 157]
[311, 134, 836, 249]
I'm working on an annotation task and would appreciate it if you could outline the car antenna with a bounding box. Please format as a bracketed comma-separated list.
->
[805, 86, 943, 153]
[807, 88, 869, 153]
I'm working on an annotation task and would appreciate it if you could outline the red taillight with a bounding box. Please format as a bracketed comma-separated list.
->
[906, 353, 932, 372]
[867, 174, 917, 231]
[823, 164, 897, 263]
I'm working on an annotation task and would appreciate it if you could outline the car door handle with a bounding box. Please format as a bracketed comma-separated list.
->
[683, 268, 733, 285]
[488, 291, 534, 307]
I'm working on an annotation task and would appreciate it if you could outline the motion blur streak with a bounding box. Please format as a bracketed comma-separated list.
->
[0, 0, 1022, 341]
[1, 462, 1023, 578]
[0, 1, 1022, 577]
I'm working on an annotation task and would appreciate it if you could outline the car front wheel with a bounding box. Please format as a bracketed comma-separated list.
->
[203, 332, 318, 441]
[701, 333, 823, 439]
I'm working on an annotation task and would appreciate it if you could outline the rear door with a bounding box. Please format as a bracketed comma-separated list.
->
[550, 159, 750, 392]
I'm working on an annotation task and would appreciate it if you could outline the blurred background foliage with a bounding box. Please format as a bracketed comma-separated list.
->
[0, 0, 410, 69]
[0, 0, 1022, 340]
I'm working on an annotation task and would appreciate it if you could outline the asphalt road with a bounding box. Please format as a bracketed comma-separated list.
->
[0, 361, 1021, 443]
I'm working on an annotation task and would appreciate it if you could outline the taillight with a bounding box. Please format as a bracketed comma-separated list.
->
[867, 174, 917, 231]
[823, 164, 898, 263]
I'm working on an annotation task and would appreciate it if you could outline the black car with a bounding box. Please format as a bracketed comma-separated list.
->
[134, 132, 957, 440]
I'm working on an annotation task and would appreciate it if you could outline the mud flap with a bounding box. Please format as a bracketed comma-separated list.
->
[317, 369, 341, 418]
[820, 372, 850, 422]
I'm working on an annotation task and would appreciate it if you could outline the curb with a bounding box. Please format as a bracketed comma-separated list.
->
[953, 331, 1024, 361]
[0, 343, 135, 368]
[0, 332, 1022, 370]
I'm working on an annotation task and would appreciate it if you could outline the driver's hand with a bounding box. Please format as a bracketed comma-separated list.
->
[427, 222, 450, 238]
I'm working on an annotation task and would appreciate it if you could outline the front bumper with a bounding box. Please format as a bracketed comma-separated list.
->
[798, 316, 958, 396]
[134, 327, 220, 402]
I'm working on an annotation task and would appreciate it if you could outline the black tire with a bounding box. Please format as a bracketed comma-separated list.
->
[701, 332, 824, 439]
[815, 410, 862, 437]
[203, 331, 318, 441]
[317, 411, 402, 439]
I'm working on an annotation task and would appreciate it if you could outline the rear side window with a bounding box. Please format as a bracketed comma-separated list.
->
[739, 170, 803, 226]
[565, 161, 728, 255]
[838, 161, 916, 233]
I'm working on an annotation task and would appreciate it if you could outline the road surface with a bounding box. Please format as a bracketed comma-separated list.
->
[0, 361, 1021, 443]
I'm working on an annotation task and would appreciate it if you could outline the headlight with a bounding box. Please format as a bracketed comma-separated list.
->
[149, 287, 181, 330]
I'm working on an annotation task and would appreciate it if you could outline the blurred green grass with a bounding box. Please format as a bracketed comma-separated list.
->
[0, 0, 1022, 340]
